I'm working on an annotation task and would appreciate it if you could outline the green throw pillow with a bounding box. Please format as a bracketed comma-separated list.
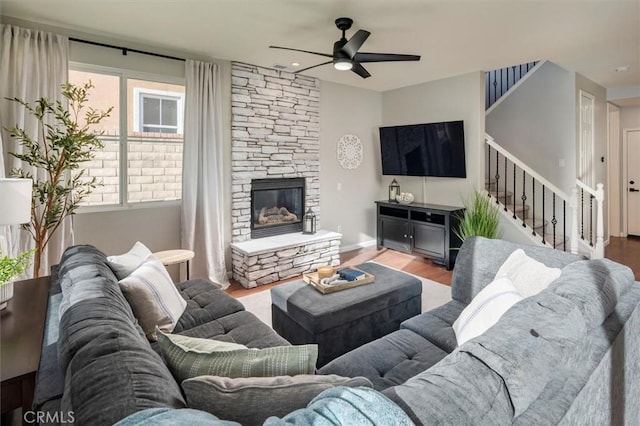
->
[157, 330, 318, 382]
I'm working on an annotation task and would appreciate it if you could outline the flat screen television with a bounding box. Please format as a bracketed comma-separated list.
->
[379, 120, 466, 177]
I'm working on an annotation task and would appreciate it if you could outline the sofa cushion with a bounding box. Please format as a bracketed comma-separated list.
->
[107, 241, 152, 280]
[494, 248, 562, 298]
[318, 329, 448, 391]
[173, 279, 245, 333]
[173, 310, 290, 348]
[119, 255, 187, 340]
[549, 259, 635, 330]
[461, 291, 587, 417]
[451, 237, 583, 304]
[183, 375, 372, 426]
[264, 386, 413, 426]
[453, 276, 523, 345]
[383, 349, 514, 425]
[400, 299, 466, 353]
[157, 331, 318, 382]
[61, 327, 186, 426]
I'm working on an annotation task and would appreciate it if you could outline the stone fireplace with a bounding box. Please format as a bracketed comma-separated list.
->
[229, 63, 340, 288]
[251, 178, 305, 238]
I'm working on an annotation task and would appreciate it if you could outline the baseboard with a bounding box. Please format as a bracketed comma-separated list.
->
[339, 239, 377, 253]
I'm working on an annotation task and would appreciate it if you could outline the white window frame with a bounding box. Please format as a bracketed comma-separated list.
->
[71, 62, 185, 213]
[133, 87, 185, 134]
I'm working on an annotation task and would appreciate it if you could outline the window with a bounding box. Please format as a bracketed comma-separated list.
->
[70, 65, 185, 207]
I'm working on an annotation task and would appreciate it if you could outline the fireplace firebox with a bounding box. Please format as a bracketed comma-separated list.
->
[251, 178, 305, 239]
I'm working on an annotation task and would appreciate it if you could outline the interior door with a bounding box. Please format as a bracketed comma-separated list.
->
[627, 130, 640, 236]
[579, 91, 595, 187]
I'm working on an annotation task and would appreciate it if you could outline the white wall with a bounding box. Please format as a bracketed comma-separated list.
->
[486, 61, 576, 193]
[381, 72, 486, 207]
[620, 106, 640, 129]
[319, 81, 382, 250]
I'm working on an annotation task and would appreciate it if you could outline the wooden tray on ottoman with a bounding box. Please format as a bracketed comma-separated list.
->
[303, 268, 375, 294]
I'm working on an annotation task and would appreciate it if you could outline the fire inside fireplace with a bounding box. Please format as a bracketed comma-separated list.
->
[251, 178, 305, 238]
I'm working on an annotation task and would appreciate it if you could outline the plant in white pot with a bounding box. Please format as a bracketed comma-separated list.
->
[0, 249, 34, 309]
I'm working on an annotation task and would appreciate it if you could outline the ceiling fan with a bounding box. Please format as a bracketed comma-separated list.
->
[269, 17, 421, 79]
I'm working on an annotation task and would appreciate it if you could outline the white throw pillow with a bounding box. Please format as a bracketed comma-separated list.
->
[107, 241, 153, 279]
[495, 249, 562, 298]
[119, 255, 187, 340]
[453, 276, 522, 346]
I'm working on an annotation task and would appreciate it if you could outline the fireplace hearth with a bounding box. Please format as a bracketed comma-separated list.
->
[251, 178, 305, 239]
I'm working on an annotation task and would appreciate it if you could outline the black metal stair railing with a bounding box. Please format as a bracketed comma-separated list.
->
[486, 61, 539, 110]
[485, 136, 569, 252]
[485, 134, 604, 258]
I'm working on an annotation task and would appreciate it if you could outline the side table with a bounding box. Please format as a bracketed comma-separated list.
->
[153, 249, 195, 280]
[1, 276, 50, 419]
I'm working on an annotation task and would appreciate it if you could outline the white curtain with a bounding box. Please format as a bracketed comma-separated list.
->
[181, 60, 229, 288]
[0, 25, 71, 276]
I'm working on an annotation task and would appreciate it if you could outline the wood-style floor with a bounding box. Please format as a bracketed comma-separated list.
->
[226, 236, 640, 298]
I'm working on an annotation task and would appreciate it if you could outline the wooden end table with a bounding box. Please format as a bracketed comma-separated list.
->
[1, 276, 50, 419]
[153, 249, 195, 280]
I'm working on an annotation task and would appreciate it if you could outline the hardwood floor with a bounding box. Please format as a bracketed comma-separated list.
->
[605, 236, 640, 281]
[225, 236, 640, 298]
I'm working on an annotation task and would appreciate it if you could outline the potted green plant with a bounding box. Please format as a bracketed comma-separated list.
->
[454, 190, 501, 242]
[0, 249, 35, 309]
[5, 82, 112, 277]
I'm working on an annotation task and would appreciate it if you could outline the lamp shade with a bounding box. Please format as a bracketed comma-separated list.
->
[0, 178, 32, 225]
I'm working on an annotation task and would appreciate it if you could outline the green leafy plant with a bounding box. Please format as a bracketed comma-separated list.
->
[454, 190, 501, 241]
[5, 82, 113, 277]
[0, 249, 35, 285]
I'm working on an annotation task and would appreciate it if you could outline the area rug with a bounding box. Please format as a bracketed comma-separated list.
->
[237, 267, 452, 328]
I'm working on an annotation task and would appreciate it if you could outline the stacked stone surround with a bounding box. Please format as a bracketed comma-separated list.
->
[230, 62, 340, 288]
[231, 231, 341, 288]
[230, 62, 321, 242]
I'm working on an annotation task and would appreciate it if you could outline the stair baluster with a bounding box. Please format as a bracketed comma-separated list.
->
[495, 150, 500, 204]
[589, 195, 594, 247]
[512, 164, 517, 219]
[521, 171, 527, 227]
[552, 193, 557, 248]
[542, 185, 546, 245]
[532, 178, 536, 236]
[504, 156, 508, 212]
[563, 199, 566, 251]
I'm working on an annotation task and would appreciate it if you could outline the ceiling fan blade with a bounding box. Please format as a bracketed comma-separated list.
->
[351, 62, 371, 79]
[341, 30, 371, 58]
[269, 46, 333, 58]
[353, 52, 421, 63]
[295, 61, 333, 73]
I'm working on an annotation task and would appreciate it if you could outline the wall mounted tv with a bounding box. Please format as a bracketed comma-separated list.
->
[379, 120, 466, 178]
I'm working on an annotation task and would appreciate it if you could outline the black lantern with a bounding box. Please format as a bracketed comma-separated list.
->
[388, 179, 400, 202]
[303, 207, 316, 234]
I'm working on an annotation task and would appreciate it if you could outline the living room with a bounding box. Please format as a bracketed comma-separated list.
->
[1, 1, 640, 425]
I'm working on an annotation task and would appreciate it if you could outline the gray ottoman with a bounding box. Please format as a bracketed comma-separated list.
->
[270, 262, 422, 367]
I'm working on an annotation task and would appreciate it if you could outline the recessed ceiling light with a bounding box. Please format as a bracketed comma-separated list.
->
[616, 66, 630, 72]
[291, 62, 300, 67]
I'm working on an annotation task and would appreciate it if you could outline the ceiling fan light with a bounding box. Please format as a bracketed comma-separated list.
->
[334, 58, 353, 71]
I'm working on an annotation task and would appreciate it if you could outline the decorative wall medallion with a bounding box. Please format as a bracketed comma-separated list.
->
[337, 134, 363, 169]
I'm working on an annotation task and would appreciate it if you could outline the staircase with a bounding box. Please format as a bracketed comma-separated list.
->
[485, 134, 604, 259]
[486, 61, 539, 111]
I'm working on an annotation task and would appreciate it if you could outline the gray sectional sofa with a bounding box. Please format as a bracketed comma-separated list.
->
[33, 237, 640, 425]
[319, 237, 640, 425]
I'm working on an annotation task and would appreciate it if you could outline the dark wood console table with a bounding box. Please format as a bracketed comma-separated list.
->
[1, 276, 50, 418]
[376, 201, 464, 270]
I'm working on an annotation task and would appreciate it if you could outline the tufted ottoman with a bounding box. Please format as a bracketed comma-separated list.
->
[270, 262, 422, 367]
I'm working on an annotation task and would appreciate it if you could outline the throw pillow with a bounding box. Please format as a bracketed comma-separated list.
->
[156, 331, 318, 382]
[182, 375, 373, 426]
[119, 255, 187, 340]
[107, 241, 153, 279]
[453, 276, 522, 345]
[494, 248, 562, 298]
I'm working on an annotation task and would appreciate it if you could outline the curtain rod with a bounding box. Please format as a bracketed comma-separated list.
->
[69, 37, 186, 62]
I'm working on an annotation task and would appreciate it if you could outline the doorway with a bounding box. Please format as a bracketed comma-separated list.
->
[624, 129, 640, 236]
